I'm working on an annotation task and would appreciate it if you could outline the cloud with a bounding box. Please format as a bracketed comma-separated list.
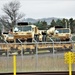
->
[0, 0, 75, 19]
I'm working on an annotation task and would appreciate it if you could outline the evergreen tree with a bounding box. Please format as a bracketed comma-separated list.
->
[35, 20, 47, 30]
[41, 21, 47, 30]
[50, 19, 57, 27]
[61, 18, 66, 28]
[56, 19, 62, 26]
[69, 18, 74, 33]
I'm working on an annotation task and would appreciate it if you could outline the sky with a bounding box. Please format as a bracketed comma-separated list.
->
[0, 0, 75, 19]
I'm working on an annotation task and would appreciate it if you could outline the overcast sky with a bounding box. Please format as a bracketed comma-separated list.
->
[0, 0, 75, 19]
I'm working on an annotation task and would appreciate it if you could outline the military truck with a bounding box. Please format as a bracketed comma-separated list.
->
[54, 27, 71, 41]
[2, 32, 14, 43]
[12, 22, 41, 42]
[47, 26, 71, 41]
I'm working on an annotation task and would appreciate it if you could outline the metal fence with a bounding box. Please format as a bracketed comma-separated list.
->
[0, 41, 75, 73]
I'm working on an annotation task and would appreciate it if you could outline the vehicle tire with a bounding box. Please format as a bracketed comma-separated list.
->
[66, 38, 70, 41]
[27, 38, 32, 42]
[18, 51, 21, 55]
[32, 49, 36, 54]
[34, 35, 39, 42]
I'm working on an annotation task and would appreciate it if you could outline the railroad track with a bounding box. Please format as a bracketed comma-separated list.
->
[0, 71, 75, 75]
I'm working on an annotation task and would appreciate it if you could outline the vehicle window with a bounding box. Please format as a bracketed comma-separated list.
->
[63, 29, 69, 33]
[56, 29, 62, 33]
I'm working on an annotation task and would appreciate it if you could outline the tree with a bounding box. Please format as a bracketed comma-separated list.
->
[69, 18, 75, 33]
[41, 21, 47, 30]
[69, 18, 74, 33]
[56, 19, 62, 26]
[0, 23, 2, 36]
[35, 21, 42, 29]
[50, 19, 57, 27]
[61, 18, 66, 28]
[0, 1, 24, 31]
[73, 20, 75, 33]
[35, 20, 47, 30]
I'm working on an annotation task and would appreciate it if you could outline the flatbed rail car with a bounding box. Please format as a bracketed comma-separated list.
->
[0, 42, 72, 55]
[0, 44, 10, 55]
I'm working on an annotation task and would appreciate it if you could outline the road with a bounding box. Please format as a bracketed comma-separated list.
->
[0, 71, 75, 75]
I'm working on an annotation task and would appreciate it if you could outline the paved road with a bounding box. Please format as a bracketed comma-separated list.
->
[0, 71, 75, 75]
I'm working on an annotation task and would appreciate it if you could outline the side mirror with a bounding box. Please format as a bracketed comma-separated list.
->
[55, 30, 59, 34]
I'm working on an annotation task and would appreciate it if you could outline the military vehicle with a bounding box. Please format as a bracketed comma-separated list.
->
[2, 32, 14, 43]
[2, 23, 71, 42]
[47, 26, 71, 41]
[54, 28, 71, 41]
[12, 22, 42, 42]
[0, 23, 72, 55]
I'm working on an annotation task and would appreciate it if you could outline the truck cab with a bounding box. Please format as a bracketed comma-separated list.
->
[54, 28, 71, 41]
[13, 22, 40, 42]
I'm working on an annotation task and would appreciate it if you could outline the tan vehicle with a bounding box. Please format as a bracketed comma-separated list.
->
[1, 24, 72, 55]
[13, 22, 41, 42]
[47, 27, 55, 36]
[2, 32, 14, 42]
[47, 26, 71, 41]
[54, 28, 71, 41]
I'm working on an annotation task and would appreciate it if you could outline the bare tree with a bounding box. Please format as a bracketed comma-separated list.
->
[0, 1, 25, 31]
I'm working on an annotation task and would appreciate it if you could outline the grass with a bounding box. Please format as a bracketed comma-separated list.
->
[1, 55, 75, 73]
[0, 38, 75, 73]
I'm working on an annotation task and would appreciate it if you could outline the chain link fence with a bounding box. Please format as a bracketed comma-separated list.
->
[0, 41, 75, 73]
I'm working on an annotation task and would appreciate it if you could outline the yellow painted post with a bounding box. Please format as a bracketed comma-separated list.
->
[69, 52, 72, 75]
[69, 63, 71, 75]
[13, 54, 17, 75]
[64, 52, 75, 75]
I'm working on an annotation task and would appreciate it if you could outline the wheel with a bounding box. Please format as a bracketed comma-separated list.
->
[27, 38, 32, 42]
[18, 51, 21, 55]
[42, 35, 46, 42]
[32, 49, 36, 54]
[66, 38, 70, 41]
[49, 48, 53, 53]
[7, 40, 14, 43]
[29, 51, 32, 54]
[34, 35, 39, 42]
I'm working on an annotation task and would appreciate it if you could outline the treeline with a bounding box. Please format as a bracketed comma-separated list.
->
[0, 1, 75, 34]
[0, 18, 75, 34]
[29, 18, 75, 33]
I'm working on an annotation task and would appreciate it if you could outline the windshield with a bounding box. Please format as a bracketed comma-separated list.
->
[14, 26, 32, 32]
[56, 29, 70, 33]
[8, 34, 13, 37]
